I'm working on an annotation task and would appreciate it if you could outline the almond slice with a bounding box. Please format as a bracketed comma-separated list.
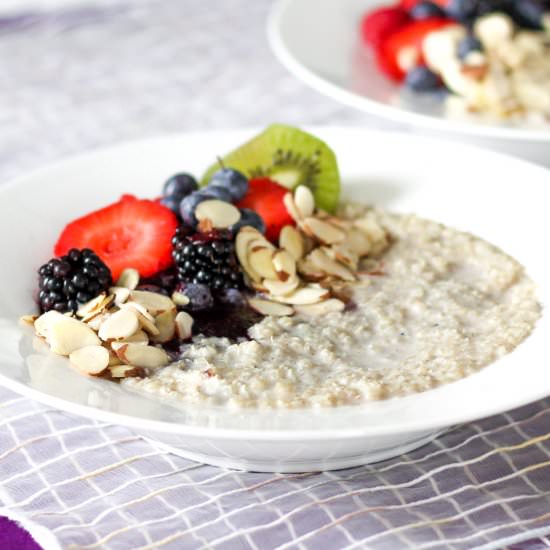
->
[325, 244, 359, 270]
[248, 298, 294, 316]
[81, 294, 115, 323]
[353, 217, 386, 244]
[308, 248, 356, 282]
[76, 293, 108, 318]
[271, 285, 330, 305]
[35, 310, 65, 338]
[119, 301, 155, 322]
[347, 228, 372, 256]
[297, 257, 326, 282]
[69, 345, 110, 375]
[272, 249, 296, 281]
[236, 228, 264, 283]
[128, 290, 175, 316]
[301, 218, 346, 245]
[115, 344, 170, 369]
[136, 312, 160, 336]
[294, 185, 315, 218]
[195, 199, 241, 228]
[109, 286, 131, 305]
[263, 276, 300, 296]
[279, 225, 304, 261]
[175, 311, 194, 340]
[108, 349, 123, 366]
[108, 365, 145, 378]
[283, 192, 302, 222]
[152, 309, 177, 344]
[85, 311, 110, 331]
[171, 291, 190, 306]
[116, 268, 140, 290]
[98, 309, 140, 341]
[249, 248, 278, 279]
[120, 329, 149, 345]
[294, 299, 345, 316]
[47, 317, 101, 356]
[19, 314, 38, 327]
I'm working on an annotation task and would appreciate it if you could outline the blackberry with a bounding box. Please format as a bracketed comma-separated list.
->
[37, 248, 112, 313]
[172, 227, 242, 290]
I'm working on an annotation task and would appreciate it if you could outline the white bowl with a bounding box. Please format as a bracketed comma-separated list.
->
[1, 127, 549, 472]
[268, 0, 550, 166]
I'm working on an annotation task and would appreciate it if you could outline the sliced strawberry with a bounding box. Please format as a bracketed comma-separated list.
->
[378, 17, 454, 81]
[360, 5, 410, 48]
[236, 178, 295, 243]
[54, 195, 179, 280]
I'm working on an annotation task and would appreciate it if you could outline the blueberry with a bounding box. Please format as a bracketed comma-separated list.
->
[179, 283, 214, 311]
[410, 1, 446, 19]
[179, 190, 217, 227]
[457, 34, 483, 59]
[216, 288, 247, 306]
[205, 184, 233, 202]
[446, 0, 478, 23]
[230, 208, 266, 235]
[162, 173, 198, 200]
[512, 0, 545, 29]
[208, 168, 249, 202]
[160, 195, 183, 217]
[405, 66, 441, 92]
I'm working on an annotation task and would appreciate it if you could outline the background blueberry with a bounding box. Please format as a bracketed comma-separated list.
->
[162, 173, 198, 200]
[208, 168, 249, 202]
[511, 0, 545, 29]
[457, 34, 483, 59]
[405, 66, 441, 92]
[178, 282, 214, 311]
[231, 208, 266, 234]
[204, 184, 233, 202]
[410, 1, 446, 19]
[179, 190, 217, 226]
[446, 0, 478, 23]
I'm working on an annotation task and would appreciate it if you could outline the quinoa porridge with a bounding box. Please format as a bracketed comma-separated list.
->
[122, 207, 541, 409]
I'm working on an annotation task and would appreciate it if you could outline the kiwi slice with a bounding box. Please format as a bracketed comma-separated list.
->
[201, 124, 341, 213]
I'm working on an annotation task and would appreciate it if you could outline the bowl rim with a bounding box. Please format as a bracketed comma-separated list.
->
[1, 126, 549, 440]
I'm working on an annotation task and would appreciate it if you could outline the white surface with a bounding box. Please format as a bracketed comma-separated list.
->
[0, 127, 549, 472]
[268, 0, 550, 163]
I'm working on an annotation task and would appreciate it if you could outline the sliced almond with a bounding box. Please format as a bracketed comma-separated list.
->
[81, 294, 115, 323]
[76, 293, 108, 318]
[347, 228, 372, 256]
[354, 217, 386, 245]
[107, 348, 123, 366]
[136, 312, 160, 336]
[195, 199, 241, 228]
[48, 317, 101, 356]
[308, 248, 356, 282]
[171, 291, 190, 306]
[248, 298, 294, 316]
[248, 248, 278, 279]
[69, 345, 110, 375]
[301, 218, 346, 245]
[98, 309, 140, 341]
[151, 309, 177, 344]
[297, 257, 326, 282]
[293, 185, 315, 218]
[263, 276, 300, 296]
[175, 311, 194, 340]
[120, 329, 149, 345]
[271, 285, 330, 305]
[294, 299, 346, 316]
[283, 192, 302, 222]
[128, 290, 175, 316]
[119, 301, 155, 322]
[272, 249, 296, 281]
[109, 286, 131, 305]
[34, 311, 65, 338]
[236, 229, 264, 283]
[116, 268, 140, 290]
[279, 225, 305, 261]
[108, 365, 145, 378]
[325, 244, 359, 270]
[20, 314, 38, 327]
[115, 343, 170, 369]
[85, 311, 111, 331]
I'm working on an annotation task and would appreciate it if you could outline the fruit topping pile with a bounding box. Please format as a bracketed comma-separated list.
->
[22, 124, 389, 380]
[361, 1, 550, 120]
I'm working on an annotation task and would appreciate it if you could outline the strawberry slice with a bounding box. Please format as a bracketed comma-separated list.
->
[378, 17, 454, 81]
[54, 195, 179, 280]
[236, 178, 295, 243]
[360, 5, 410, 48]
